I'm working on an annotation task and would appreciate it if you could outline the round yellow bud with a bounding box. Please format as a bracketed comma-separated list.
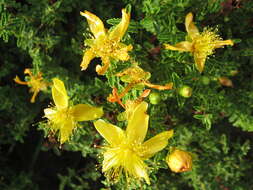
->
[166, 149, 192, 173]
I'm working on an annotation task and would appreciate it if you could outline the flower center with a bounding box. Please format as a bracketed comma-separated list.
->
[51, 108, 72, 125]
[117, 141, 146, 158]
[103, 141, 148, 183]
[192, 28, 221, 58]
[92, 37, 118, 58]
[28, 78, 43, 91]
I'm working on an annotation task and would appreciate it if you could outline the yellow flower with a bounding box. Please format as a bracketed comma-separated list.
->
[14, 68, 48, 103]
[166, 149, 192, 173]
[44, 78, 103, 144]
[80, 9, 133, 75]
[93, 101, 173, 184]
[164, 12, 233, 73]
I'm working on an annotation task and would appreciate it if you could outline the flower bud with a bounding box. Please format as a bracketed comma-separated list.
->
[218, 77, 233, 87]
[166, 149, 192, 173]
[178, 85, 192, 98]
[117, 112, 126, 121]
[200, 76, 210, 85]
[230, 70, 238, 76]
[149, 92, 161, 105]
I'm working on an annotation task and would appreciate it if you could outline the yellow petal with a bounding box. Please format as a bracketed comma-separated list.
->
[141, 130, 174, 159]
[44, 108, 56, 120]
[24, 68, 32, 75]
[185, 12, 199, 39]
[126, 101, 149, 144]
[194, 55, 206, 73]
[144, 81, 173, 90]
[30, 90, 39, 103]
[102, 147, 150, 184]
[164, 41, 192, 52]
[60, 119, 75, 144]
[109, 9, 130, 42]
[113, 43, 132, 61]
[95, 57, 110, 75]
[102, 149, 120, 172]
[80, 49, 95, 71]
[71, 104, 103, 121]
[14, 76, 28, 85]
[128, 154, 150, 184]
[214, 40, 234, 49]
[94, 119, 125, 146]
[52, 78, 68, 109]
[80, 10, 106, 39]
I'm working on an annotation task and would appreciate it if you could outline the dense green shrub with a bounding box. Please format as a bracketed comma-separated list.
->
[1, 0, 253, 189]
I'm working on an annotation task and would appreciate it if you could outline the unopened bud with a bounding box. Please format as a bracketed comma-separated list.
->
[200, 76, 210, 85]
[230, 70, 238, 76]
[178, 85, 192, 98]
[166, 149, 192, 173]
[149, 92, 161, 105]
[218, 77, 233, 87]
[117, 112, 126, 121]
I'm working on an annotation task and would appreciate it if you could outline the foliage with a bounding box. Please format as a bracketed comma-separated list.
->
[1, 0, 253, 189]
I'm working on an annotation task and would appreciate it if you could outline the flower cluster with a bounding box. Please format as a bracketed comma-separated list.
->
[13, 8, 236, 185]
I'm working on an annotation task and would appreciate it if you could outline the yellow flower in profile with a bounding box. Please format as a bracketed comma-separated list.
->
[164, 12, 233, 73]
[14, 68, 48, 103]
[44, 78, 103, 144]
[80, 9, 133, 75]
[93, 101, 173, 184]
[166, 149, 192, 173]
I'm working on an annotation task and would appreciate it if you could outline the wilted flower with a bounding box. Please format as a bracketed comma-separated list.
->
[80, 9, 132, 75]
[166, 149, 192, 173]
[107, 66, 173, 105]
[14, 68, 48, 103]
[164, 12, 233, 73]
[44, 78, 103, 144]
[116, 65, 173, 89]
[93, 101, 173, 184]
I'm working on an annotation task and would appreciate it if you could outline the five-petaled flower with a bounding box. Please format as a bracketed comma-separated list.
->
[93, 101, 173, 184]
[80, 9, 133, 75]
[164, 12, 233, 73]
[44, 78, 103, 144]
[14, 68, 48, 103]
